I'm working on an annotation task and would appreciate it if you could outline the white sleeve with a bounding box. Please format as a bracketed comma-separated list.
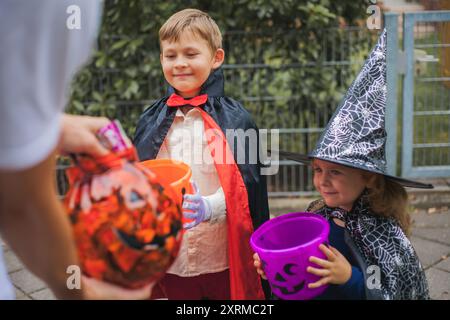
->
[0, 0, 102, 170]
[204, 186, 227, 223]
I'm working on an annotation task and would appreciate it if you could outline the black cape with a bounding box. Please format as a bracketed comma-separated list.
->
[133, 68, 270, 299]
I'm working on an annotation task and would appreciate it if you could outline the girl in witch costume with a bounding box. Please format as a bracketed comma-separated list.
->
[254, 29, 431, 300]
[133, 9, 269, 300]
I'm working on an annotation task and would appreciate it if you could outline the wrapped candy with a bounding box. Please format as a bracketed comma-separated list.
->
[64, 146, 183, 289]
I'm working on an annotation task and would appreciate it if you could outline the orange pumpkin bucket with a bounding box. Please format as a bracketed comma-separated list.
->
[139, 159, 193, 207]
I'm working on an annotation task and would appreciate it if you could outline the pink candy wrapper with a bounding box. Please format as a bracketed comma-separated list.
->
[97, 120, 130, 152]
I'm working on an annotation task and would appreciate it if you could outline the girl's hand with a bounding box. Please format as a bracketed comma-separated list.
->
[253, 253, 267, 280]
[306, 244, 352, 289]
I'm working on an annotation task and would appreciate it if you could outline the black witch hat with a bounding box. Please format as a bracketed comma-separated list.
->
[276, 29, 432, 189]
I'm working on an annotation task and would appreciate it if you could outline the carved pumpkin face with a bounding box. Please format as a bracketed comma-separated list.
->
[250, 211, 331, 300]
[64, 149, 183, 289]
[264, 260, 306, 296]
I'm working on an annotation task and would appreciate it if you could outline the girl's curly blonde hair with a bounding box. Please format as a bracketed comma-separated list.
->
[365, 173, 411, 236]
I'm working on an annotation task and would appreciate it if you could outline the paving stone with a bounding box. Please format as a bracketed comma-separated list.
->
[410, 236, 450, 269]
[9, 269, 46, 294]
[425, 268, 450, 300]
[411, 211, 450, 228]
[4, 249, 24, 273]
[14, 287, 26, 299]
[30, 288, 56, 300]
[435, 257, 450, 273]
[412, 228, 450, 246]
[269, 198, 313, 216]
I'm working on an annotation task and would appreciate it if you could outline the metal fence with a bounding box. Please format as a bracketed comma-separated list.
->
[58, 26, 381, 197]
[386, 11, 450, 178]
[402, 11, 450, 178]
[221, 27, 379, 196]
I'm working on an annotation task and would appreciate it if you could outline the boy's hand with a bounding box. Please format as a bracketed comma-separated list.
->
[306, 244, 352, 289]
[182, 182, 212, 229]
[253, 253, 267, 280]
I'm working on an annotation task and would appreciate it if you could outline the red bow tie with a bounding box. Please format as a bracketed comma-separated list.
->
[166, 93, 208, 107]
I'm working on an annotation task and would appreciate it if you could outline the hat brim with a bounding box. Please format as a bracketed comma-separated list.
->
[271, 150, 434, 189]
[270, 149, 311, 164]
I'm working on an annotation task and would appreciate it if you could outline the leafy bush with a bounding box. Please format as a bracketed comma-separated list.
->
[69, 0, 373, 144]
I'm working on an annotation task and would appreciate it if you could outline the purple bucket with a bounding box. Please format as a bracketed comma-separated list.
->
[250, 212, 330, 300]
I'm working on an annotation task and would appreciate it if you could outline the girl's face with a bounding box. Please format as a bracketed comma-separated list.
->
[312, 159, 368, 211]
[160, 31, 224, 98]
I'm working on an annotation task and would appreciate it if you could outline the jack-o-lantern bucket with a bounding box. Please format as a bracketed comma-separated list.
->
[250, 212, 330, 300]
[64, 148, 183, 289]
[139, 159, 193, 207]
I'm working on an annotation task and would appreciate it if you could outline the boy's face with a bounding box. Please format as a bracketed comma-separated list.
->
[160, 31, 224, 98]
[312, 159, 368, 212]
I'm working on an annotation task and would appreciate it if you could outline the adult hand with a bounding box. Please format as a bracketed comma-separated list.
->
[59, 114, 111, 157]
[306, 244, 352, 289]
[81, 275, 154, 300]
[182, 182, 212, 229]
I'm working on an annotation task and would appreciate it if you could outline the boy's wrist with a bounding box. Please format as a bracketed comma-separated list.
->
[203, 188, 226, 224]
[202, 196, 212, 222]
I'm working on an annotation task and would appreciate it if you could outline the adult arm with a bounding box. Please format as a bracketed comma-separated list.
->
[0, 150, 82, 299]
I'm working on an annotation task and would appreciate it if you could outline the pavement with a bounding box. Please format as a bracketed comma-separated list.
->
[1, 178, 450, 300]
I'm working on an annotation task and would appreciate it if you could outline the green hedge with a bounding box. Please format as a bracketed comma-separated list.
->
[68, 0, 374, 140]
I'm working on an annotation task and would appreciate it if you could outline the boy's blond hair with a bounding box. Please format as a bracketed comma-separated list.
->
[159, 9, 222, 53]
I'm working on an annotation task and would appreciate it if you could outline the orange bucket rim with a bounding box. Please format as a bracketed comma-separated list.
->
[140, 159, 191, 179]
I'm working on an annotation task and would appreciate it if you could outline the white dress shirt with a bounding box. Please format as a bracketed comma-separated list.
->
[157, 107, 228, 277]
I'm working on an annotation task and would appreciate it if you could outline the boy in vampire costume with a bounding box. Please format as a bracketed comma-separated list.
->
[133, 9, 269, 300]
